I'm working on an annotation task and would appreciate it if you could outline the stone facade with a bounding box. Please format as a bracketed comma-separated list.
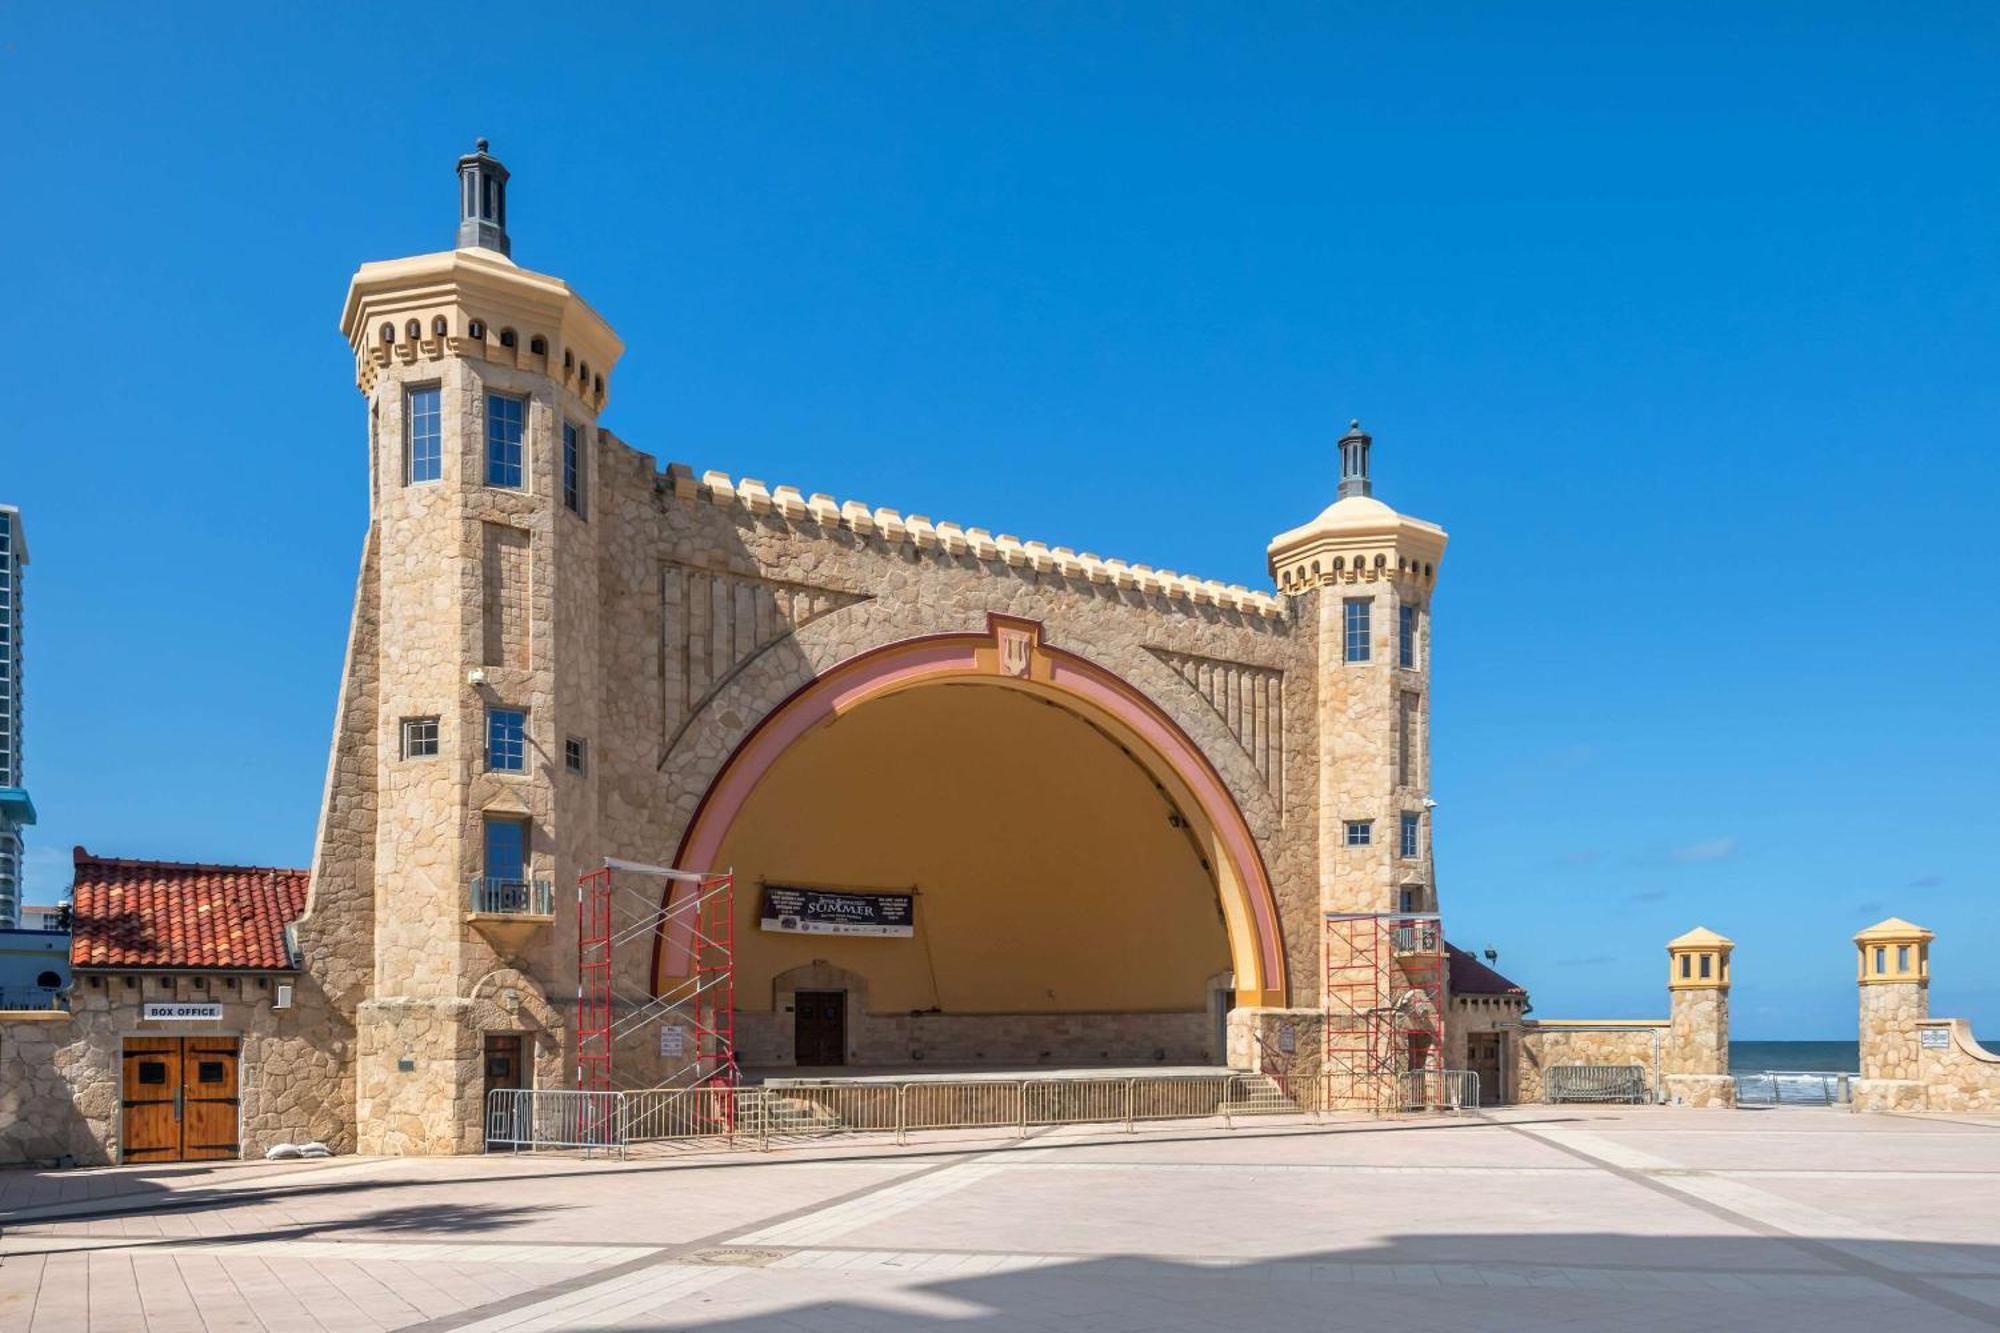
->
[1852, 918, 2000, 1113]
[4, 150, 1478, 1161]
[306, 153, 1467, 1155]
[1513, 1023, 1664, 1103]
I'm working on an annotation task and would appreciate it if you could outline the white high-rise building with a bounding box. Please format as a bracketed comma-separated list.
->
[0, 505, 32, 929]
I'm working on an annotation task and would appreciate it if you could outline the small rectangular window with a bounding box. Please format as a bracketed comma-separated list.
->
[1343, 598, 1372, 663]
[1875, 946, 1887, 972]
[400, 716, 440, 759]
[1699, 954, 1712, 979]
[407, 386, 442, 484]
[1398, 886, 1418, 913]
[1897, 945, 1910, 972]
[565, 736, 587, 775]
[198, 1061, 225, 1084]
[485, 394, 526, 489]
[138, 1061, 168, 1086]
[487, 707, 527, 772]
[1398, 604, 1417, 669]
[562, 420, 585, 515]
[1681, 954, 1692, 979]
[1344, 820, 1373, 848]
[1400, 812, 1421, 859]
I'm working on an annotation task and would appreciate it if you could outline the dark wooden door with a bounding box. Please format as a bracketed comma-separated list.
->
[180, 1040, 242, 1161]
[794, 991, 846, 1067]
[122, 1037, 183, 1161]
[1467, 1034, 1504, 1105]
[123, 1037, 240, 1162]
[484, 1035, 525, 1147]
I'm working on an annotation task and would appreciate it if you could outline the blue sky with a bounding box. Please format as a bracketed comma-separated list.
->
[1, 4, 1994, 1037]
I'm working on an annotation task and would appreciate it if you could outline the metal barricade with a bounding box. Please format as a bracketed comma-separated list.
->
[1398, 1068, 1479, 1113]
[1547, 1064, 1649, 1104]
[485, 1088, 624, 1152]
[1735, 1070, 1854, 1107]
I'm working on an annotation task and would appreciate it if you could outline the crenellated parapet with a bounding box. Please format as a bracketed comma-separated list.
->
[338, 246, 623, 407]
[659, 462, 1291, 621]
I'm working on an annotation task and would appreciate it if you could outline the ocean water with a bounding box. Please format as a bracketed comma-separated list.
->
[1730, 1040, 1860, 1106]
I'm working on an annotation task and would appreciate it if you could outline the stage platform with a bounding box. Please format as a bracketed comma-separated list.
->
[746, 1064, 1239, 1087]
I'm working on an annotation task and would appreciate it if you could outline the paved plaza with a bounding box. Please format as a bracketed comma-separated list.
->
[3, 1105, 2000, 1331]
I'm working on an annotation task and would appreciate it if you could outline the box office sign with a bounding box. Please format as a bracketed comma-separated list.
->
[760, 885, 914, 938]
[142, 1002, 223, 1021]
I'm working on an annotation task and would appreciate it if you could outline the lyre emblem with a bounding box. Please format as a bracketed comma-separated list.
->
[997, 625, 1032, 678]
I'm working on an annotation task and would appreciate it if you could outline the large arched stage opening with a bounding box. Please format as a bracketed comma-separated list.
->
[656, 616, 1288, 1068]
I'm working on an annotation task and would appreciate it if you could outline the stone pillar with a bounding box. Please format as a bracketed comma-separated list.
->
[1853, 917, 1932, 1112]
[1662, 926, 1735, 1107]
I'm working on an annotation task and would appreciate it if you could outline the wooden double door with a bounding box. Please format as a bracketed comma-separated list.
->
[122, 1036, 241, 1162]
[794, 991, 846, 1067]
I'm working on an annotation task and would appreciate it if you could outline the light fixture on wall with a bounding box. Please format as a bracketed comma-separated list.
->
[468, 668, 489, 687]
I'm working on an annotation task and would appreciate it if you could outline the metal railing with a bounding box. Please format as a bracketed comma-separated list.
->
[0, 987, 66, 1012]
[1735, 1070, 1854, 1107]
[489, 1073, 1318, 1154]
[1390, 920, 1441, 955]
[468, 876, 554, 916]
[1399, 1068, 1479, 1113]
[1547, 1064, 1650, 1104]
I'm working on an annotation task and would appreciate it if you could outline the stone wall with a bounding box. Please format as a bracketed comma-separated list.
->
[1513, 1023, 1664, 1104]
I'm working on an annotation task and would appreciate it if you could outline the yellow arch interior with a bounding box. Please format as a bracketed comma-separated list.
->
[715, 681, 1236, 1017]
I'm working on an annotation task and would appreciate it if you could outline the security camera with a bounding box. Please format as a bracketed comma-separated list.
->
[1422, 797, 1439, 809]
[468, 668, 489, 687]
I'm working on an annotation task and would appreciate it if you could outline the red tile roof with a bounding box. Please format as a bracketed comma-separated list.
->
[1447, 942, 1528, 997]
[69, 846, 309, 972]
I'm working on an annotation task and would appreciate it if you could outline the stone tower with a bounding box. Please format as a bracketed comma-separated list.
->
[1662, 926, 1735, 1106]
[1267, 422, 1447, 927]
[1855, 917, 1932, 1092]
[335, 142, 624, 1153]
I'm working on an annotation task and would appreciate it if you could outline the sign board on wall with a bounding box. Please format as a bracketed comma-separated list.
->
[659, 1025, 685, 1059]
[142, 1002, 223, 1022]
[1920, 1028, 1951, 1049]
[759, 886, 915, 938]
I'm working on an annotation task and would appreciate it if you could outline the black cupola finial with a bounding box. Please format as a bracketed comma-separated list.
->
[456, 139, 511, 256]
[1337, 419, 1373, 499]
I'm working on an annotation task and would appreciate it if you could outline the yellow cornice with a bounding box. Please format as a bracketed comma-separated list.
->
[338, 248, 624, 403]
[1266, 495, 1448, 593]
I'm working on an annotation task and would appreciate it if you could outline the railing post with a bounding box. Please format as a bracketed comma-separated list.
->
[895, 1085, 906, 1147]
[1017, 1081, 1028, 1140]
[1124, 1079, 1135, 1134]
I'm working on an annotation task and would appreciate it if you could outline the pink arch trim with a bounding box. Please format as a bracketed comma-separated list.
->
[657, 626, 1289, 1006]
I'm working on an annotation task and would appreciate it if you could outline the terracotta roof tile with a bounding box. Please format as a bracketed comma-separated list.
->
[1446, 941, 1527, 996]
[68, 846, 308, 972]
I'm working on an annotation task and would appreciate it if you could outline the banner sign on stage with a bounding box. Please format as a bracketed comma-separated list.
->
[759, 885, 915, 938]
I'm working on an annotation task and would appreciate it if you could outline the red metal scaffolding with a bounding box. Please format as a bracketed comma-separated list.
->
[576, 859, 737, 1095]
[1322, 912, 1446, 1112]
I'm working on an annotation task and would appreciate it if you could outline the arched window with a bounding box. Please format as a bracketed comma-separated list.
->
[579, 360, 590, 385]
[563, 349, 574, 370]
[379, 323, 395, 345]
[593, 374, 604, 397]
[529, 335, 548, 356]
[36, 971, 60, 990]
[432, 315, 449, 337]
[405, 319, 421, 341]
[498, 328, 518, 349]
[468, 319, 486, 340]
